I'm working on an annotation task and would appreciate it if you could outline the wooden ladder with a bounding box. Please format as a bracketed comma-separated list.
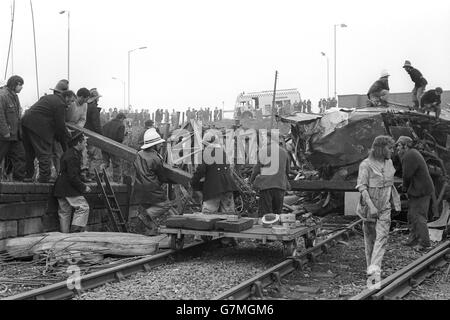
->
[94, 168, 128, 233]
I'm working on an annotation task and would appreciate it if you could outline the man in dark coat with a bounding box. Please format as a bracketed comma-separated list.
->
[250, 133, 291, 216]
[367, 70, 390, 107]
[191, 134, 238, 214]
[132, 128, 173, 236]
[54, 132, 91, 233]
[22, 86, 73, 183]
[102, 113, 126, 182]
[396, 136, 434, 251]
[84, 88, 103, 178]
[403, 60, 428, 110]
[420, 87, 443, 119]
[0, 75, 27, 181]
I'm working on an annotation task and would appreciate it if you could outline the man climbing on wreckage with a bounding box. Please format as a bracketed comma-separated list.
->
[132, 128, 175, 236]
[367, 70, 390, 107]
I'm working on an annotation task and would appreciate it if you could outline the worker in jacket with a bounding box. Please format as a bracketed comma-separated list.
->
[420, 87, 443, 119]
[403, 60, 428, 110]
[54, 132, 91, 233]
[84, 88, 103, 178]
[191, 134, 238, 214]
[367, 70, 390, 107]
[22, 83, 73, 183]
[132, 128, 173, 236]
[396, 136, 434, 251]
[250, 132, 291, 216]
[102, 113, 126, 183]
[0, 75, 27, 181]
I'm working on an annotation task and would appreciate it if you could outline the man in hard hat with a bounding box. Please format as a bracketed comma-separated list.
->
[403, 60, 428, 110]
[367, 70, 390, 107]
[420, 87, 443, 119]
[132, 128, 173, 236]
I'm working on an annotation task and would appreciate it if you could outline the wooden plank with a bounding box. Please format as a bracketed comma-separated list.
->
[5, 232, 160, 258]
[67, 124, 193, 187]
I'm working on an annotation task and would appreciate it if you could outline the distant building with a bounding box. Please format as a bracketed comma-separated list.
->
[235, 88, 301, 119]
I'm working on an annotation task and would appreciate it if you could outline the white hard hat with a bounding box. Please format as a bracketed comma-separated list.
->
[141, 128, 165, 150]
[380, 70, 390, 78]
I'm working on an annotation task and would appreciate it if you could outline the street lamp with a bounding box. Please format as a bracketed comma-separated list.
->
[321, 52, 330, 99]
[128, 46, 147, 108]
[112, 77, 126, 110]
[334, 23, 347, 99]
[59, 10, 70, 82]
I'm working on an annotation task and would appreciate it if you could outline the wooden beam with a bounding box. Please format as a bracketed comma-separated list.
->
[67, 124, 192, 187]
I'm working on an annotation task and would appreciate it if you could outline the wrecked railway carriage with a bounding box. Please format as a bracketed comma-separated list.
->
[279, 107, 450, 217]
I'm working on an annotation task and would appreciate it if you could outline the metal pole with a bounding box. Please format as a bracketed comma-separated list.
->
[123, 81, 126, 110]
[68, 11, 70, 82]
[270, 71, 278, 129]
[128, 50, 131, 108]
[11, 1, 14, 76]
[327, 57, 330, 99]
[334, 24, 337, 99]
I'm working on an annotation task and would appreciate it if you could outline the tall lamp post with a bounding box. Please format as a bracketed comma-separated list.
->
[112, 77, 126, 110]
[128, 46, 147, 108]
[321, 52, 330, 99]
[334, 23, 347, 99]
[59, 10, 70, 82]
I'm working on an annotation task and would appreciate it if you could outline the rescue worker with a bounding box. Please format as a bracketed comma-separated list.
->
[420, 87, 443, 119]
[54, 132, 91, 233]
[84, 88, 103, 179]
[0, 75, 27, 182]
[132, 128, 173, 236]
[250, 132, 291, 217]
[102, 113, 126, 183]
[22, 82, 73, 183]
[367, 70, 390, 107]
[191, 134, 238, 214]
[356, 136, 400, 279]
[66, 88, 90, 128]
[396, 136, 434, 251]
[403, 60, 428, 110]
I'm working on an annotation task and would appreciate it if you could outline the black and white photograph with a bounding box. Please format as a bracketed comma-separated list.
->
[0, 0, 450, 308]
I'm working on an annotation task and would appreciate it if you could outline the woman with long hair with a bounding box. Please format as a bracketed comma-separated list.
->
[356, 135, 401, 279]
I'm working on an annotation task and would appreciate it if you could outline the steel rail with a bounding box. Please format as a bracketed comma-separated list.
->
[3, 241, 213, 300]
[213, 219, 362, 300]
[350, 240, 450, 300]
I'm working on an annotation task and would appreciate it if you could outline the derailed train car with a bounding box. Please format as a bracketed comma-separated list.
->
[279, 107, 450, 217]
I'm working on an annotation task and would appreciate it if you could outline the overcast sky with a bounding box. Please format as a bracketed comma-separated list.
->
[1, 0, 449, 113]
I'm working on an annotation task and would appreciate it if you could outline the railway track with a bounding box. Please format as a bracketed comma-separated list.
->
[350, 240, 450, 300]
[2, 241, 215, 300]
[213, 219, 362, 300]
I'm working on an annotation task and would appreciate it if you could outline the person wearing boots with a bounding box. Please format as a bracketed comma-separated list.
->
[0, 75, 27, 182]
[396, 136, 434, 251]
[54, 132, 91, 233]
[356, 136, 400, 280]
[132, 128, 173, 236]
[403, 60, 428, 110]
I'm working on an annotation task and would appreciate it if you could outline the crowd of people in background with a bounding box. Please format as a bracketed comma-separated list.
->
[292, 97, 338, 114]
[99, 106, 224, 129]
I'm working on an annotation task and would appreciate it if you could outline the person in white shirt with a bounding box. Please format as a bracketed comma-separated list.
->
[66, 88, 90, 127]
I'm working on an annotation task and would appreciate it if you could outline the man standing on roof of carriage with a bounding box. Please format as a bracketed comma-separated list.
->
[403, 60, 428, 111]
